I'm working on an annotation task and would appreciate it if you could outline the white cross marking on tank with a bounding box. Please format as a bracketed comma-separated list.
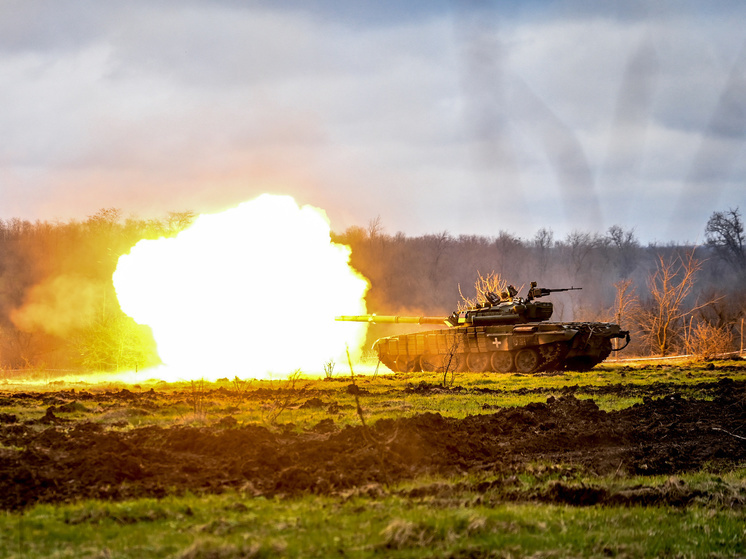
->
[492, 338, 501, 349]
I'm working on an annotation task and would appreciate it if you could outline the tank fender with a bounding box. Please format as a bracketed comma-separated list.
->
[489, 327, 577, 351]
[536, 330, 577, 345]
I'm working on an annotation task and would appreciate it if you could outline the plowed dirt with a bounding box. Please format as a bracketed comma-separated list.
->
[1, 376, 744, 511]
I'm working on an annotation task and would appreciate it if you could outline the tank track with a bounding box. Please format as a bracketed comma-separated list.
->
[379, 342, 573, 374]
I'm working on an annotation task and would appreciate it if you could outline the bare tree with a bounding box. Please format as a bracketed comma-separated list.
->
[563, 230, 607, 279]
[635, 249, 709, 356]
[86, 208, 122, 230]
[426, 230, 452, 285]
[367, 215, 383, 240]
[533, 227, 554, 275]
[606, 225, 640, 277]
[166, 211, 196, 234]
[492, 231, 525, 276]
[609, 278, 638, 352]
[612, 278, 638, 328]
[705, 207, 745, 274]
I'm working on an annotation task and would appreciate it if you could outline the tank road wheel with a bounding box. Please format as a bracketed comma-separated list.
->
[419, 354, 441, 372]
[441, 353, 463, 373]
[395, 356, 420, 373]
[490, 351, 514, 373]
[466, 352, 491, 373]
[514, 348, 540, 374]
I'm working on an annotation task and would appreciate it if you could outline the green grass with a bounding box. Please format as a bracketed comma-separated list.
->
[1, 472, 745, 559]
[1, 359, 744, 429]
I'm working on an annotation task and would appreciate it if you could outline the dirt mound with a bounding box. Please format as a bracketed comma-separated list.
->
[0, 378, 744, 511]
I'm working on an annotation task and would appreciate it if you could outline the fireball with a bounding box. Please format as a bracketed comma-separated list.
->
[113, 194, 369, 380]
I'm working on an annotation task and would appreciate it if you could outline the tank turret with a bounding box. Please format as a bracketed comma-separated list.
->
[445, 282, 581, 327]
[336, 281, 630, 374]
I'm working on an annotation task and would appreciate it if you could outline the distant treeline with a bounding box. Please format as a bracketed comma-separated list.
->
[0, 207, 743, 370]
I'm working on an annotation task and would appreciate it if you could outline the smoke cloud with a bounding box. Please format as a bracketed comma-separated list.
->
[11, 274, 101, 337]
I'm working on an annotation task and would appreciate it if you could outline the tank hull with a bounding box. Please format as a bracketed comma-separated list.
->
[372, 322, 627, 374]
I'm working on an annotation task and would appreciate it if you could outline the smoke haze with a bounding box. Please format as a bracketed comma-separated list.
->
[10, 274, 99, 337]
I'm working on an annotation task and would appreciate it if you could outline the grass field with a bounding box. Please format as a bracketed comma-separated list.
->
[3, 482, 745, 558]
[1, 359, 745, 558]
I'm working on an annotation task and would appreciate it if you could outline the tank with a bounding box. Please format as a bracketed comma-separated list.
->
[336, 282, 631, 374]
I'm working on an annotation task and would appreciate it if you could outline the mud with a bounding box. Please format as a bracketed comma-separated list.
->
[0, 377, 744, 511]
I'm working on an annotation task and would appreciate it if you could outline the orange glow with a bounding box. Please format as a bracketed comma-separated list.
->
[113, 194, 369, 380]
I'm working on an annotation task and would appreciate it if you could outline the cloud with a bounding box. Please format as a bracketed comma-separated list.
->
[0, 1, 744, 243]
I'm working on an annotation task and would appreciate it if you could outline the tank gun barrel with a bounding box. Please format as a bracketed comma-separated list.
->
[335, 315, 447, 325]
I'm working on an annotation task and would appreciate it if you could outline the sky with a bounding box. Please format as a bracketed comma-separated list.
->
[1, 0, 745, 244]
